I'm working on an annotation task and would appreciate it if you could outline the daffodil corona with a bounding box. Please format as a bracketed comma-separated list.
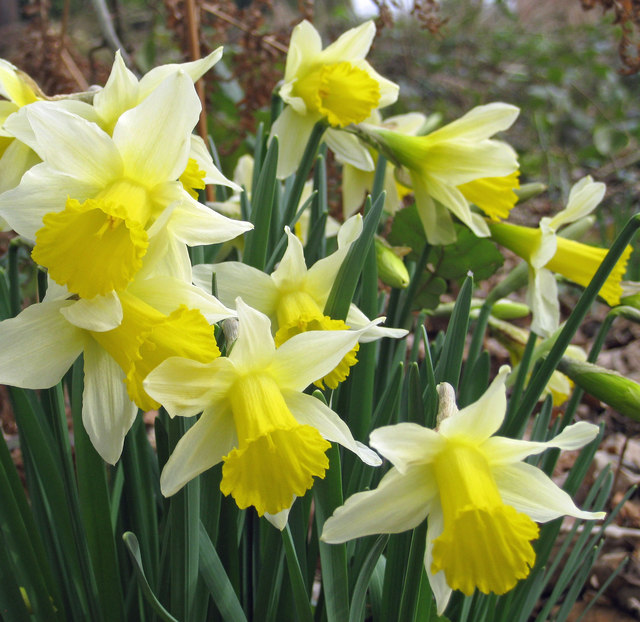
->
[144, 299, 382, 527]
[321, 366, 604, 614]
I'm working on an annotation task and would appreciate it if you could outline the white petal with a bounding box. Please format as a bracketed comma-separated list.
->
[527, 267, 559, 337]
[423, 503, 453, 616]
[383, 112, 428, 135]
[82, 339, 138, 464]
[271, 325, 377, 391]
[529, 221, 557, 269]
[495, 461, 606, 523]
[265, 507, 292, 531]
[193, 262, 278, 316]
[139, 47, 224, 98]
[439, 365, 510, 441]
[370, 422, 443, 471]
[189, 135, 241, 190]
[325, 129, 375, 172]
[0, 139, 39, 194]
[25, 103, 122, 184]
[0, 300, 84, 388]
[305, 215, 362, 304]
[548, 176, 605, 231]
[428, 177, 490, 238]
[341, 163, 372, 217]
[2, 105, 35, 146]
[284, 21, 322, 82]
[0, 162, 98, 240]
[346, 306, 408, 343]
[271, 228, 308, 290]
[160, 405, 236, 496]
[321, 465, 434, 543]
[413, 176, 457, 246]
[93, 50, 139, 129]
[231, 299, 276, 371]
[113, 71, 199, 185]
[167, 191, 253, 245]
[320, 20, 375, 64]
[60, 291, 123, 332]
[484, 421, 601, 465]
[128, 275, 235, 323]
[136, 226, 192, 282]
[427, 103, 519, 143]
[270, 106, 319, 179]
[283, 390, 381, 466]
[144, 356, 236, 418]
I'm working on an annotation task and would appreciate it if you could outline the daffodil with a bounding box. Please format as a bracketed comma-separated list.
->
[143, 298, 382, 527]
[0, 275, 233, 463]
[489, 176, 632, 336]
[341, 111, 426, 217]
[321, 366, 604, 614]
[0, 70, 250, 299]
[192, 216, 407, 389]
[362, 103, 520, 244]
[270, 20, 399, 179]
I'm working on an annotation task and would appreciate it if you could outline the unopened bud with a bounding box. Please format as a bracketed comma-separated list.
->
[558, 357, 640, 421]
[375, 238, 410, 289]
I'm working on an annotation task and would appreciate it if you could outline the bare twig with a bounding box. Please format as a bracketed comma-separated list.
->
[88, 0, 133, 67]
[200, 3, 289, 54]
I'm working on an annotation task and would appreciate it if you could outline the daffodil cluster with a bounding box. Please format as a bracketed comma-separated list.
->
[0, 51, 251, 463]
[0, 18, 616, 613]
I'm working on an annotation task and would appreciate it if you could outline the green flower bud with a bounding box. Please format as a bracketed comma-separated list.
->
[558, 357, 640, 420]
[375, 238, 410, 289]
[514, 182, 547, 203]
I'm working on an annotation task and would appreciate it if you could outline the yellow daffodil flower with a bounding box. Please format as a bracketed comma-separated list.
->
[270, 20, 399, 179]
[192, 216, 407, 389]
[340, 110, 426, 217]
[0, 71, 250, 299]
[321, 366, 604, 614]
[490, 176, 631, 336]
[0, 275, 233, 463]
[363, 103, 520, 245]
[143, 298, 382, 528]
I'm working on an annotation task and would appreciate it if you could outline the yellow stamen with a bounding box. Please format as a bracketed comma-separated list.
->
[459, 171, 520, 221]
[221, 373, 330, 515]
[179, 158, 207, 199]
[431, 440, 539, 595]
[295, 62, 381, 127]
[274, 291, 359, 389]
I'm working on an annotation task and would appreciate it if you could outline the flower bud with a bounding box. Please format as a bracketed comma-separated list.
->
[558, 357, 640, 420]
